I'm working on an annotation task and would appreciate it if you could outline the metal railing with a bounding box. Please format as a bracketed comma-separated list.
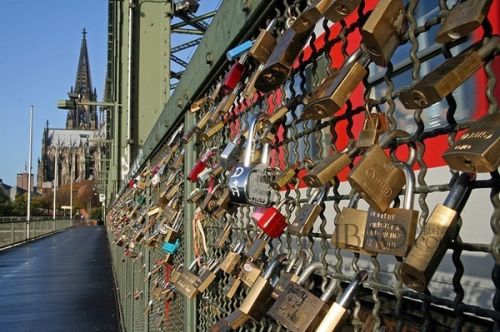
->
[0, 219, 74, 250]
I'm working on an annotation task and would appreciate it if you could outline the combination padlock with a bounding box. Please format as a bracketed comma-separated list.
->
[227, 115, 273, 206]
[289, 185, 329, 236]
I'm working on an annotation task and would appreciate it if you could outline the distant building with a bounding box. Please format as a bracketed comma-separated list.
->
[37, 29, 103, 192]
[16, 172, 33, 192]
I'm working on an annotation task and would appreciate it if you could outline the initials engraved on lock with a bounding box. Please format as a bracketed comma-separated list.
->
[365, 168, 392, 197]
[364, 210, 407, 252]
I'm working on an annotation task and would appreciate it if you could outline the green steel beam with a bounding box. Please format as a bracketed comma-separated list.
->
[133, 0, 277, 173]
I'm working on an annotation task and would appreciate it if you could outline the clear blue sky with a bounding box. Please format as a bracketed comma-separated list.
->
[0, 0, 107, 186]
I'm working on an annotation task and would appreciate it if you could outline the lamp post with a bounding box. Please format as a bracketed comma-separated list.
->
[26, 105, 33, 239]
[53, 146, 58, 221]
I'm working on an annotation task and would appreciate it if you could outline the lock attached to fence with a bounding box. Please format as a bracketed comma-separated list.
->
[227, 115, 273, 206]
[256, 197, 296, 238]
[442, 112, 500, 173]
[289, 185, 329, 236]
[363, 163, 418, 257]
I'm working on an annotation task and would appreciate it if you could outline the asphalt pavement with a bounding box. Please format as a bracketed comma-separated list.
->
[0, 226, 120, 332]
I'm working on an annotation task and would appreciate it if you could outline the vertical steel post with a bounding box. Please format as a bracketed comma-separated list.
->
[26, 105, 33, 238]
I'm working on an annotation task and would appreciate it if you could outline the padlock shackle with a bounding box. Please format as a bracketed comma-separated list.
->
[297, 262, 323, 285]
[347, 192, 361, 208]
[285, 250, 307, 273]
[396, 163, 415, 210]
[378, 130, 410, 148]
[243, 116, 258, 167]
[320, 277, 338, 302]
[444, 173, 476, 210]
[263, 253, 287, 279]
[337, 270, 368, 308]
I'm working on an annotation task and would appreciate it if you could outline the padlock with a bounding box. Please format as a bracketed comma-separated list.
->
[399, 36, 500, 109]
[348, 130, 410, 213]
[443, 112, 500, 173]
[187, 147, 216, 183]
[272, 250, 307, 299]
[226, 40, 253, 61]
[254, 2, 326, 93]
[323, 0, 361, 22]
[194, 259, 221, 292]
[219, 242, 246, 274]
[262, 105, 290, 128]
[435, 0, 492, 44]
[315, 270, 368, 332]
[224, 276, 243, 299]
[239, 254, 287, 321]
[356, 110, 389, 149]
[242, 64, 264, 98]
[170, 149, 185, 171]
[199, 121, 226, 142]
[361, 0, 407, 67]
[161, 238, 180, 254]
[247, 19, 278, 64]
[220, 135, 242, 171]
[245, 232, 270, 260]
[190, 96, 210, 113]
[221, 54, 246, 95]
[269, 262, 339, 331]
[187, 188, 206, 204]
[173, 258, 202, 299]
[331, 192, 368, 253]
[363, 163, 418, 257]
[303, 146, 360, 188]
[199, 183, 222, 213]
[289, 185, 329, 236]
[271, 162, 300, 190]
[212, 221, 233, 249]
[302, 49, 370, 120]
[211, 309, 249, 331]
[182, 111, 212, 143]
[256, 198, 295, 238]
[238, 259, 263, 288]
[402, 172, 475, 292]
[227, 115, 272, 206]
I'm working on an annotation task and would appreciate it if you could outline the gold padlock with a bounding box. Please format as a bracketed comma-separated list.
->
[302, 49, 370, 120]
[248, 19, 277, 64]
[361, 0, 407, 67]
[324, 0, 361, 22]
[303, 147, 359, 187]
[442, 112, 500, 173]
[402, 173, 475, 292]
[399, 36, 500, 109]
[331, 193, 369, 253]
[435, 0, 492, 44]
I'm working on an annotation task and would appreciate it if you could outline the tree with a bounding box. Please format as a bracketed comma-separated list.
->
[12, 193, 27, 216]
[0, 190, 13, 216]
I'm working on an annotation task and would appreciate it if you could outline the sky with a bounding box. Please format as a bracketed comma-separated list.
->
[0, 0, 107, 186]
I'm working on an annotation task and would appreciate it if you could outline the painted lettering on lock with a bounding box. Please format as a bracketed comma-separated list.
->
[365, 168, 392, 197]
[460, 130, 493, 140]
[232, 166, 244, 177]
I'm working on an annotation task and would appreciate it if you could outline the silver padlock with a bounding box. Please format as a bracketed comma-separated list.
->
[220, 135, 241, 171]
[227, 115, 273, 206]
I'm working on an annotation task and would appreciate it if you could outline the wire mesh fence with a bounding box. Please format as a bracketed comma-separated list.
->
[106, 0, 499, 331]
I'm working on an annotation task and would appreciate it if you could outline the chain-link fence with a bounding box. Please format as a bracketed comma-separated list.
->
[107, 0, 499, 331]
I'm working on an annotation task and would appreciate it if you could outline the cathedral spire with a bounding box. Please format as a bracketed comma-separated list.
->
[74, 28, 93, 96]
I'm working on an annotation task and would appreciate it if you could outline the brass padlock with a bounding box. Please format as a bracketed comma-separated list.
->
[270, 162, 300, 190]
[211, 309, 249, 331]
[245, 232, 269, 260]
[331, 193, 368, 253]
[182, 111, 212, 143]
[302, 49, 370, 120]
[212, 221, 233, 249]
[324, 0, 361, 22]
[348, 130, 410, 213]
[363, 163, 418, 257]
[289, 185, 328, 236]
[170, 149, 185, 171]
[272, 250, 306, 299]
[239, 254, 287, 321]
[356, 110, 389, 149]
[224, 276, 242, 299]
[194, 259, 221, 293]
[442, 112, 500, 173]
[200, 120, 226, 142]
[248, 19, 277, 64]
[238, 259, 262, 288]
[315, 270, 368, 332]
[190, 96, 209, 113]
[399, 36, 500, 109]
[219, 242, 245, 274]
[361, 0, 407, 67]
[173, 258, 202, 299]
[435, 0, 492, 44]
[402, 173, 475, 292]
[303, 146, 360, 188]
[269, 262, 336, 331]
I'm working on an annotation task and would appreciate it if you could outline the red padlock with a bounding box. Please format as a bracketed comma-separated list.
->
[187, 148, 217, 183]
[256, 198, 294, 238]
[221, 61, 245, 95]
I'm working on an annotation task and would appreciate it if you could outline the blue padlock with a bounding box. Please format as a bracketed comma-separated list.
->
[226, 40, 253, 61]
[162, 238, 180, 254]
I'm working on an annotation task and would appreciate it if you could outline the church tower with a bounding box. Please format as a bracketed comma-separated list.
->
[66, 28, 98, 130]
